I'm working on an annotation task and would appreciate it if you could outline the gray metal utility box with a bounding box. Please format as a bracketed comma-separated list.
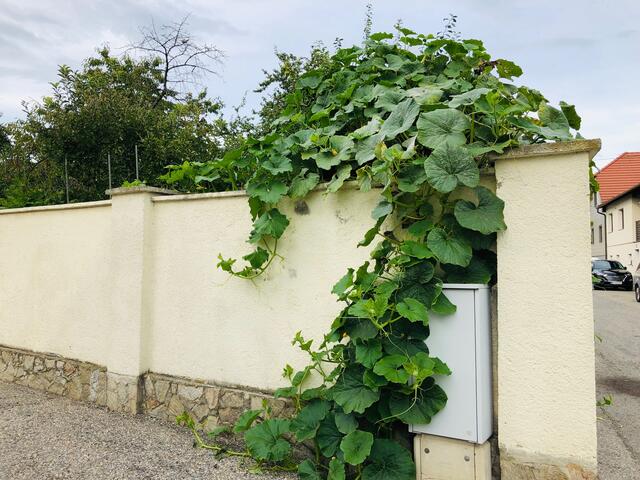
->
[410, 284, 492, 444]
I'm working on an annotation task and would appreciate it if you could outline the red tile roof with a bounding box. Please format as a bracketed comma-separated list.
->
[596, 152, 640, 206]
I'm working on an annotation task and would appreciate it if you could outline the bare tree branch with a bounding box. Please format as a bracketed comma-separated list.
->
[127, 15, 224, 107]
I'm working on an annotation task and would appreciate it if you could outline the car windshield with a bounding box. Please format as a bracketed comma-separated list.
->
[592, 260, 625, 270]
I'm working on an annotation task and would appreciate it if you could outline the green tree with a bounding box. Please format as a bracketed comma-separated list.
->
[253, 43, 334, 134]
[1, 18, 251, 205]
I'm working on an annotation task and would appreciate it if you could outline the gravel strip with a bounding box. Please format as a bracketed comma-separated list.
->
[0, 381, 295, 480]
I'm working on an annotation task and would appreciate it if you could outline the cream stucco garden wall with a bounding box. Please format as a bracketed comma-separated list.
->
[495, 141, 599, 478]
[0, 139, 601, 479]
[147, 188, 379, 390]
[0, 201, 112, 367]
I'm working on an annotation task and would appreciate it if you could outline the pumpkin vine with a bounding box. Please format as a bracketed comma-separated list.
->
[180, 26, 584, 480]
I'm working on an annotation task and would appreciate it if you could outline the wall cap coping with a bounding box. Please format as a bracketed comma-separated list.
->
[492, 138, 601, 162]
[0, 199, 111, 215]
[153, 171, 496, 204]
[106, 186, 178, 196]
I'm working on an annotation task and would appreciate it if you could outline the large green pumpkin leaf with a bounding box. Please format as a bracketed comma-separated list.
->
[372, 200, 393, 220]
[332, 269, 354, 298]
[355, 339, 383, 369]
[375, 88, 406, 111]
[396, 298, 429, 325]
[444, 254, 495, 284]
[244, 418, 291, 462]
[402, 261, 435, 284]
[249, 209, 290, 244]
[397, 165, 427, 193]
[334, 412, 358, 434]
[328, 458, 346, 480]
[382, 336, 429, 357]
[431, 292, 457, 315]
[379, 98, 420, 140]
[314, 136, 354, 170]
[317, 413, 343, 456]
[447, 87, 490, 108]
[538, 103, 572, 139]
[395, 280, 442, 312]
[353, 116, 383, 140]
[246, 179, 288, 204]
[424, 144, 479, 193]
[427, 228, 472, 266]
[326, 164, 353, 193]
[291, 399, 331, 441]
[233, 409, 262, 433]
[388, 385, 447, 424]
[362, 439, 415, 480]
[560, 101, 581, 130]
[454, 186, 506, 234]
[289, 171, 320, 199]
[242, 247, 269, 269]
[330, 368, 381, 414]
[406, 86, 443, 105]
[373, 355, 410, 384]
[355, 133, 384, 165]
[262, 155, 293, 175]
[496, 59, 523, 79]
[340, 430, 374, 465]
[298, 460, 322, 480]
[399, 241, 433, 259]
[416, 108, 470, 149]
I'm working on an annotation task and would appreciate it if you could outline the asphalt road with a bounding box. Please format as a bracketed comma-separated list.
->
[594, 290, 640, 479]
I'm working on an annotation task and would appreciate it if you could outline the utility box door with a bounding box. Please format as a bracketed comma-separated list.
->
[410, 284, 492, 444]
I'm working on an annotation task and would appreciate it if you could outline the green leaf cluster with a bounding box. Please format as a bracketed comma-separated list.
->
[187, 24, 584, 479]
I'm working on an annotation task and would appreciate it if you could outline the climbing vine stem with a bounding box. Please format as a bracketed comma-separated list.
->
[179, 25, 589, 480]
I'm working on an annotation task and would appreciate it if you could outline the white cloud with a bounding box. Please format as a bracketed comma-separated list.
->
[1, 0, 639, 162]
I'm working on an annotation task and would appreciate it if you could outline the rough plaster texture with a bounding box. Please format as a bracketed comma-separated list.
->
[495, 144, 599, 477]
[0, 202, 112, 367]
[148, 187, 380, 390]
[107, 190, 156, 377]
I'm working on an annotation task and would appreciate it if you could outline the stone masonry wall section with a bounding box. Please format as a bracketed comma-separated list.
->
[142, 372, 294, 430]
[0, 345, 107, 405]
[0, 344, 292, 430]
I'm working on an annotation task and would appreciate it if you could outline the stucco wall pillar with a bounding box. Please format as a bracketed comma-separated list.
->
[494, 140, 601, 479]
[105, 186, 174, 412]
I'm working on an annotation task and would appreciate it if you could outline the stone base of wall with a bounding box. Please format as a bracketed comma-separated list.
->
[106, 372, 141, 414]
[0, 344, 292, 430]
[142, 372, 294, 430]
[500, 453, 597, 480]
[0, 345, 107, 405]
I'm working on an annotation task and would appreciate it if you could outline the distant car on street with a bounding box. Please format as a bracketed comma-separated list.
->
[591, 259, 633, 291]
[634, 265, 640, 302]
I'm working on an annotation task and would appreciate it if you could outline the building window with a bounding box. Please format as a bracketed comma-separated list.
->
[591, 228, 594, 244]
[636, 221, 640, 242]
[599, 225, 603, 243]
[619, 209, 624, 230]
[608, 213, 613, 232]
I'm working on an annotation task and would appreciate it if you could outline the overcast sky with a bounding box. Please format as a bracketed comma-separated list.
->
[1, 0, 638, 167]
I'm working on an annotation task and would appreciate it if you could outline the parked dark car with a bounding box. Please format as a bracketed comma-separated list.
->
[592, 259, 633, 291]
[634, 265, 640, 302]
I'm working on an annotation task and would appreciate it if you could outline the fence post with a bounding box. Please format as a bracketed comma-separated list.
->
[494, 139, 601, 479]
[105, 185, 175, 413]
